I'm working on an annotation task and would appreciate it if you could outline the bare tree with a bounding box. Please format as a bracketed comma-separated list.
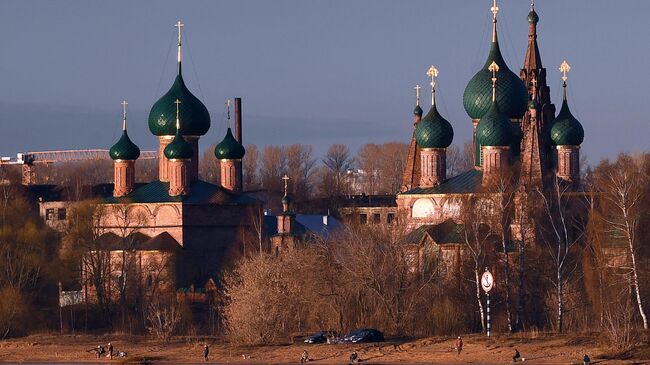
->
[286, 144, 316, 201]
[260, 146, 287, 192]
[322, 144, 353, 195]
[595, 154, 648, 329]
[446, 142, 474, 177]
[199, 143, 219, 183]
[243, 144, 260, 191]
[146, 298, 182, 342]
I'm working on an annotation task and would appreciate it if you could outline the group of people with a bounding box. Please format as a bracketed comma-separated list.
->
[94, 342, 126, 359]
[455, 336, 591, 364]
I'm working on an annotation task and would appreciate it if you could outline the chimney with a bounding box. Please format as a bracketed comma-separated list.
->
[234, 97, 242, 143]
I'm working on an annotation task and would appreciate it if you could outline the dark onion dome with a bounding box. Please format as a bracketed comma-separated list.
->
[528, 99, 539, 110]
[148, 72, 211, 136]
[415, 104, 454, 149]
[413, 105, 423, 117]
[476, 100, 514, 148]
[527, 9, 539, 24]
[281, 194, 291, 205]
[463, 34, 528, 120]
[164, 128, 194, 160]
[214, 128, 246, 160]
[109, 130, 140, 160]
[550, 97, 584, 146]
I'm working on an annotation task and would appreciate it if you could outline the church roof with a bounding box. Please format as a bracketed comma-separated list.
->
[400, 169, 482, 195]
[96, 231, 181, 252]
[403, 220, 464, 246]
[104, 180, 258, 205]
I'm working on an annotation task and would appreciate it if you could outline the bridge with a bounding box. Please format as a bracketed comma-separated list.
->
[0, 149, 157, 185]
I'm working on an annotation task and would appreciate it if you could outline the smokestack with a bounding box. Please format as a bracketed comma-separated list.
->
[234, 97, 242, 143]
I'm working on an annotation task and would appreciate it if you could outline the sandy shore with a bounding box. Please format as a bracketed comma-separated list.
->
[0, 333, 641, 364]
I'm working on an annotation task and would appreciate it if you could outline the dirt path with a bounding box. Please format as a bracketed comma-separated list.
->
[0, 333, 641, 364]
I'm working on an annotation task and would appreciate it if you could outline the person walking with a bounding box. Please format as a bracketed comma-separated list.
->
[96, 345, 104, 359]
[583, 354, 590, 365]
[300, 350, 310, 363]
[203, 344, 209, 362]
[512, 348, 521, 362]
[108, 342, 113, 359]
[456, 336, 463, 355]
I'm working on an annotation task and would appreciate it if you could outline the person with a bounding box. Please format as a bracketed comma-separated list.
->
[513, 348, 521, 363]
[108, 342, 113, 359]
[349, 351, 359, 364]
[456, 336, 463, 355]
[583, 354, 590, 365]
[300, 350, 309, 363]
[96, 345, 104, 359]
[203, 344, 209, 362]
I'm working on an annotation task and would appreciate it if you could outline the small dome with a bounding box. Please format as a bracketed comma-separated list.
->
[463, 39, 528, 120]
[528, 99, 539, 110]
[415, 104, 454, 149]
[214, 128, 246, 160]
[550, 99, 584, 146]
[476, 101, 514, 147]
[527, 9, 539, 24]
[148, 73, 211, 136]
[413, 105, 423, 117]
[164, 130, 194, 160]
[109, 130, 140, 161]
[281, 195, 291, 205]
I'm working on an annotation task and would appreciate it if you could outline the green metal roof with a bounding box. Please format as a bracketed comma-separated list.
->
[109, 130, 140, 160]
[413, 105, 423, 117]
[550, 99, 584, 146]
[400, 169, 482, 195]
[403, 219, 464, 245]
[148, 72, 211, 136]
[214, 128, 245, 160]
[463, 38, 528, 120]
[415, 104, 454, 149]
[476, 101, 514, 147]
[104, 180, 258, 205]
[164, 130, 194, 160]
[527, 9, 539, 24]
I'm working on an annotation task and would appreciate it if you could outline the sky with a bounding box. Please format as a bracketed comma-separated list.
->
[0, 0, 648, 166]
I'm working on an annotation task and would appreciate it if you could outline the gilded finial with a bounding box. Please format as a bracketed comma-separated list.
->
[531, 0, 535, 10]
[530, 76, 538, 101]
[491, 0, 499, 42]
[174, 99, 182, 131]
[488, 61, 499, 102]
[282, 174, 290, 197]
[175, 20, 184, 72]
[121, 100, 128, 131]
[414, 84, 421, 106]
[559, 60, 571, 100]
[426, 65, 439, 106]
[226, 99, 232, 128]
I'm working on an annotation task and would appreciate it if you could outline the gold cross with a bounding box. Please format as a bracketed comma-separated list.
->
[175, 21, 184, 65]
[491, 0, 499, 21]
[559, 60, 571, 82]
[174, 99, 182, 131]
[282, 174, 290, 196]
[226, 99, 232, 127]
[488, 61, 499, 101]
[414, 84, 421, 106]
[427, 65, 438, 105]
[121, 100, 128, 131]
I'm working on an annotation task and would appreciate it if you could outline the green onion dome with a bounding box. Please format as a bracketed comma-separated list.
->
[281, 194, 291, 205]
[164, 129, 194, 160]
[550, 98, 584, 146]
[528, 99, 539, 110]
[413, 105, 423, 117]
[148, 72, 211, 136]
[214, 128, 246, 160]
[415, 104, 454, 149]
[527, 9, 539, 24]
[476, 100, 514, 148]
[109, 130, 140, 161]
[463, 36, 528, 120]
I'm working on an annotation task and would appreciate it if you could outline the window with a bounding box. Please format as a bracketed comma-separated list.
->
[57, 208, 66, 220]
[359, 214, 367, 224]
[387, 213, 395, 224]
[45, 208, 55, 221]
[372, 213, 381, 224]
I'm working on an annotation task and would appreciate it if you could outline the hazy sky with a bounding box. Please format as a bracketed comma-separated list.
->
[0, 0, 648, 165]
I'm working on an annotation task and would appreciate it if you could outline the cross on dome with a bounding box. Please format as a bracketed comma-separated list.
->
[121, 100, 128, 131]
[282, 174, 290, 197]
[174, 99, 182, 131]
[488, 61, 500, 101]
[414, 84, 421, 106]
[427, 65, 439, 105]
[560, 60, 571, 82]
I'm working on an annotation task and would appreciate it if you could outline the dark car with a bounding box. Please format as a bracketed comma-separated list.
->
[304, 331, 331, 344]
[342, 328, 384, 343]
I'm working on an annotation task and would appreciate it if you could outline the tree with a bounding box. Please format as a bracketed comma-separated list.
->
[446, 142, 474, 177]
[199, 143, 219, 183]
[260, 145, 286, 192]
[243, 144, 260, 191]
[595, 154, 649, 329]
[286, 144, 316, 201]
[322, 144, 353, 195]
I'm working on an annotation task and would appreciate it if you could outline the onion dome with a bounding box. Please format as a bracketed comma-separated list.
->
[550, 84, 584, 146]
[281, 194, 291, 206]
[214, 128, 246, 160]
[527, 9, 539, 24]
[463, 13, 528, 119]
[164, 128, 194, 160]
[476, 100, 514, 148]
[413, 105, 423, 117]
[528, 99, 539, 110]
[109, 131, 140, 161]
[148, 22, 210, 136]
[415, 104, 454, 149]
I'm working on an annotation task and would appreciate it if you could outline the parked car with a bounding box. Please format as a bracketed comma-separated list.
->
[304, 331, 334, 344]
[342, 328, 384, 343]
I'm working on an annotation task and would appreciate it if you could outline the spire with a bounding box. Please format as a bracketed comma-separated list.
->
[175, 20, 184, 75]
[489, 61, 499, 102]
[427, 65, 439, 106]
[121, 100, 128, 131]
[491, 0, 499, 43]
[560, 59, 570, 101]
[174, 98, 181, 132]
[523, 1, 542, 73]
